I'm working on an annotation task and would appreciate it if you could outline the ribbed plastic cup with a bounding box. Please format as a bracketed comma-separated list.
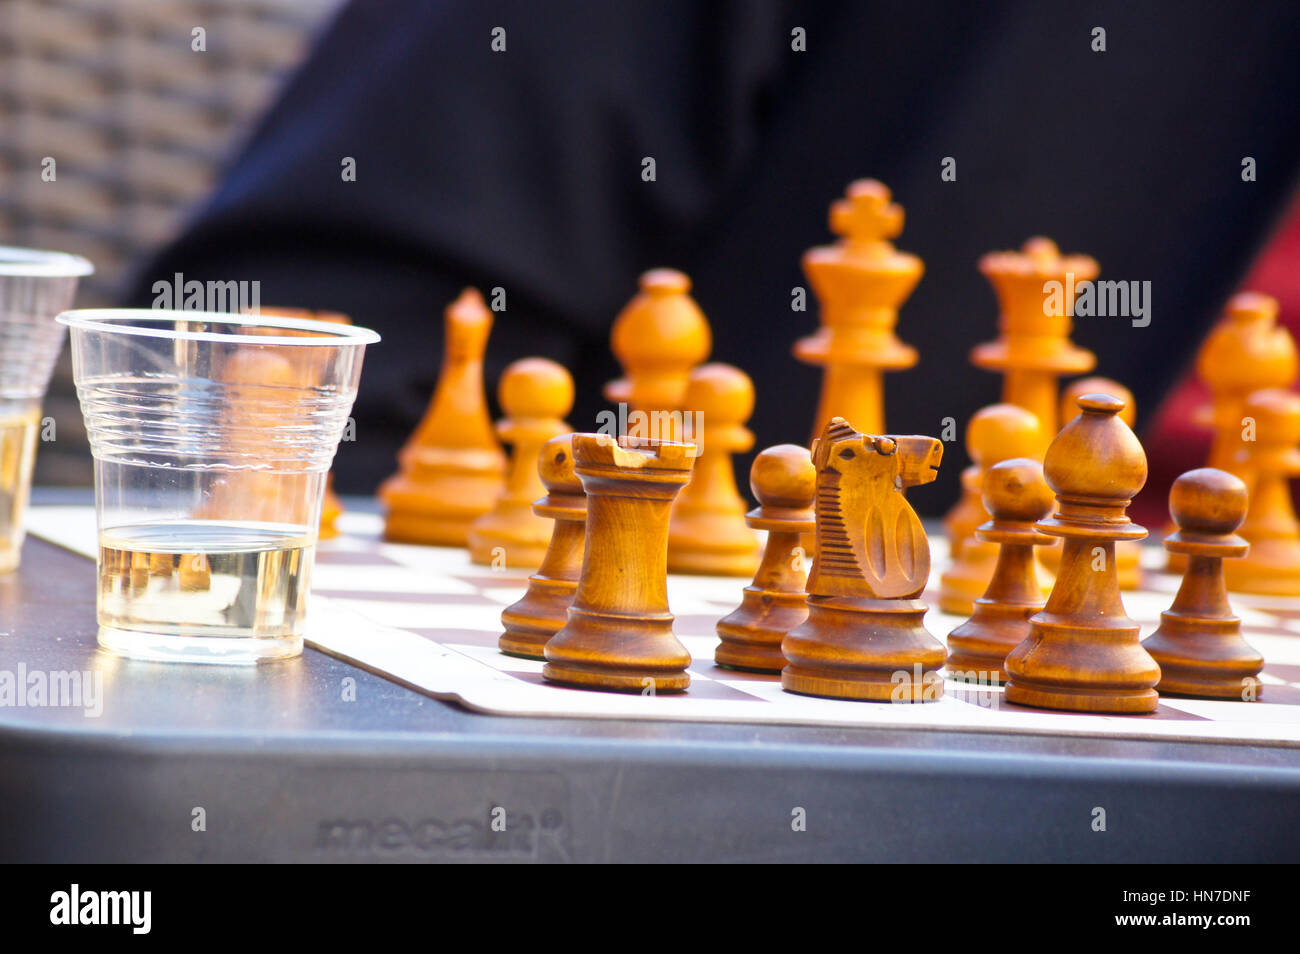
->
[0, 246, 94, 572]
[58, 309, 379, 664]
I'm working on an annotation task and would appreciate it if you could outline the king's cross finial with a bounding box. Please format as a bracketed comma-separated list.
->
[830, 179, 904, 246]
[1021, 236, 1063, 270]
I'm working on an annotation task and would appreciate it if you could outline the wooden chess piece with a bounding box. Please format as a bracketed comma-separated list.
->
[781, 418, 947, 702]
[972, 238, 1097, 451]
[715, 444, 816, 672]
[794, 180, 921, 441]
[468, 358, 574, 567]
[1049, 376, 1142, 587]
[1198, 293, 1298, 476]
[667, 364, 761, 575]
[1003, 394, 1160, 713]
[1223, 389, 1300, 596]
[946, 458, 1055, 683]
[499, 434, 587, 659]
[1142, 468, 1263, 699]
[939, 403, 1045, 615]
[380, 289, 506, 546]
[255, 307, 356, 538]
[605, 268, 711, 442]
[543, 435, 697, 692]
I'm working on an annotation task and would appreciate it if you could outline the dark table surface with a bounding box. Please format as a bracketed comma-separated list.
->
[2, 496, 1299, 862]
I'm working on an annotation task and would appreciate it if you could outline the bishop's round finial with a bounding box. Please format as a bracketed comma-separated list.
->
[1168, 467, 1248, 539]
[1043, 393, 1147, 501]
[538, 433, 582, 496]
[1061, 376, 1136, 427]
[641, 268, 692, 296]
[499, 357, 575, 420]
[983, 457, 1055, 524]
[444, 287, 493, 358]
[966, 403, 1043, 466]
[750, 443, 816, 511]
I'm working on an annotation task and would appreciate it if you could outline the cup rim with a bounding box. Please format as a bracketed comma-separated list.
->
[56, 308, 382, 347]
[0, 245, 95, 278]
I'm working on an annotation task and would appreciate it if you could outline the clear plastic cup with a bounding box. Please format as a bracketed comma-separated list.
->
[0, 246, 95, 572]
[58, 308, 379, 664]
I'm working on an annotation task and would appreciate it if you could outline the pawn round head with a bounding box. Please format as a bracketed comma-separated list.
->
[683, 363, 754, 425]
[1169, 467, 1248, 537]
[499, 357, 574, 420]
[1061, 377, 1135, 427]
[537, 433, 582, 496]
[1043, 393, 1147, 500]
[750, 443, 815, 509]
[966, 403, 1043, 467]
[982, 457, 1054, 523]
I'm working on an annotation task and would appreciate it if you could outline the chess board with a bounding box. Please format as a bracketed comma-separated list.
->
[25, 506, 1300, 747]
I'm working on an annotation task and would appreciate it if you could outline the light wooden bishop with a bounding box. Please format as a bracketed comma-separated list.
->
[380, 289, 505, 545]
[605, 268, 711, 440]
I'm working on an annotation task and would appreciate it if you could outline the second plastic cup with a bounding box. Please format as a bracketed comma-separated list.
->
[59, 309, 379, 664]
[0, 245, 94, 571]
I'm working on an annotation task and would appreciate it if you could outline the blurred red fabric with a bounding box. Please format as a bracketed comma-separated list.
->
[1137, 195, 1300, 528]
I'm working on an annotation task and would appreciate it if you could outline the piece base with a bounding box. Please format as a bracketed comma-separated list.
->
[497, 633, 549, 660]
[1155, 675, 1262, 701]
[468, 539, 549, 568]
[714, 642, 785, 674]
[781, 665, 944, 703]
[541, 662, 689, 693]
[383, 514, 480, 548]
[944, 651, 1008, 684]
[1003, 679, 1158, 714]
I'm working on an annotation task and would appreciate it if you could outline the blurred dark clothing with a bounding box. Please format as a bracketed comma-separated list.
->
[123, 0, 1300, 514]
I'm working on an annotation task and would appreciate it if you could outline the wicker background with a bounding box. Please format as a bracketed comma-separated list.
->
[0, 0, 342, 483]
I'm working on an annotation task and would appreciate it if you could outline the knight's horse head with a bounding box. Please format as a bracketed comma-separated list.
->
[809, 419, 942, 600]
[878, 435, 944, 488]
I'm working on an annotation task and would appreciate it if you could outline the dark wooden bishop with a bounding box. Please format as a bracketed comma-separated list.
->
[715, 444, 816, 672]
[781, 417, 946, 702]
[542, 434, 696, 692]
[946, 457, 1055, 683]
[499, 434, 587, 660]
[1003, 394, 1161, 713]
[1142, 468, 1264, 699]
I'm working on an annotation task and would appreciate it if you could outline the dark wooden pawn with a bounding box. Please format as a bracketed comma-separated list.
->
[1142, 468, 1264, 700]
[1003, 394, 1161, 713]
[715, 444, 816, 672]
[499, 434, 586, 660]
[946, 458, 1055, 683]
